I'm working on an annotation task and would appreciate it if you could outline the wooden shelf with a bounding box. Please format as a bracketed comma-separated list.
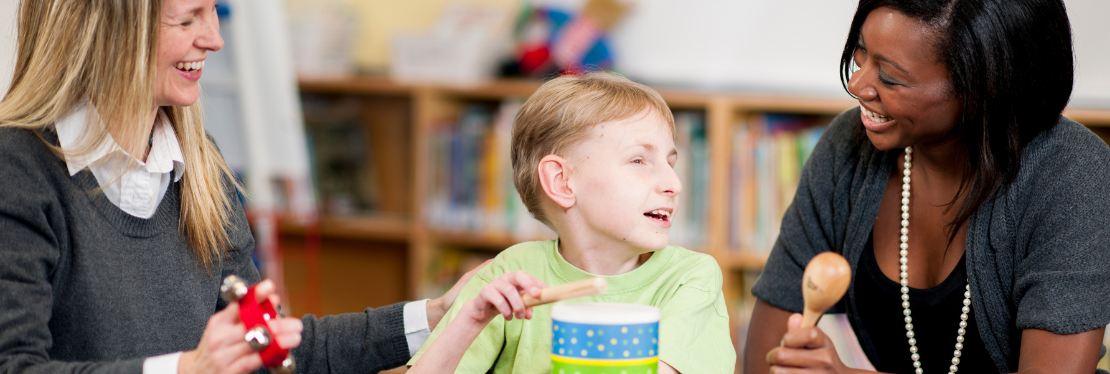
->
[430, 230, 556, 250]
[301, 76, 753, 109]
[279, 214, 412, 242]
[717, 251, 770, 270]
[298, 75, 414, 97]
[1064, 107, 1110, 126]
[293, 75, 1110, 374]
[729, 94, 858, 115]
[300, 75, 1110, 125]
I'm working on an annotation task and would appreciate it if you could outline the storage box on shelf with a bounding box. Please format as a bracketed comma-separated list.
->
[291, 75, 1110, 372]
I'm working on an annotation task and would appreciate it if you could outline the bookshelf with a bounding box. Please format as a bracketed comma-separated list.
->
[289, 75, 1110, 372]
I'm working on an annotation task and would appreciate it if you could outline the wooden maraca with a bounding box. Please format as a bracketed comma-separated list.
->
[800, 252, 851, 327]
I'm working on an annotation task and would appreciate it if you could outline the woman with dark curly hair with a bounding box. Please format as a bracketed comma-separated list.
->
[745, 1, 1110, 373]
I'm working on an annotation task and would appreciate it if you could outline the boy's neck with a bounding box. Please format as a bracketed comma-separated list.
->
[557, 235, 652, 276]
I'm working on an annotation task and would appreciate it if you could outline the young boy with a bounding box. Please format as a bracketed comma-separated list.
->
[410, 73, 735, 373]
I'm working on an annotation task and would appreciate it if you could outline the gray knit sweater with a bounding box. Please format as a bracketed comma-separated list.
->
[753, 107, 1110, 373]
[0, 127, 410, 374]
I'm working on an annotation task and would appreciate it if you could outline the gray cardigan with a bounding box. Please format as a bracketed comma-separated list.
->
[0, 127, 409, 373]
[753, 107, 1110, 373]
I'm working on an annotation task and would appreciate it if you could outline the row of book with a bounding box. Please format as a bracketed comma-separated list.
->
[424, 99, 555, 240]
[302, 95, 380, 216]
[729, 114, 829, 255]
[667, 111, 710, 248]
[422, 100, 712, 249]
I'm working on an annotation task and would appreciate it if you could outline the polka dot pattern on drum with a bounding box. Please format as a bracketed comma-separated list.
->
[552, 321, 659, 360]
[551, 303, 660, 374]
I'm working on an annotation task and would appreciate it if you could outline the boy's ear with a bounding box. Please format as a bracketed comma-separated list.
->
[537, 155, 575, 209]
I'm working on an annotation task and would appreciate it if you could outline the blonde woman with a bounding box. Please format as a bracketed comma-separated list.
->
[0, 0, 538, 373]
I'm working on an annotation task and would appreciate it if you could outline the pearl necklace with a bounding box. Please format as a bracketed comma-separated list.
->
[899, 146, 972, 374]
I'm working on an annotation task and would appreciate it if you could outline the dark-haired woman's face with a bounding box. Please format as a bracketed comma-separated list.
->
[847, 7, 961, 151]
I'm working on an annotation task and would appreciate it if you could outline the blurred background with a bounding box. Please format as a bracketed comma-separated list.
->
[1, 0, 1109, 372]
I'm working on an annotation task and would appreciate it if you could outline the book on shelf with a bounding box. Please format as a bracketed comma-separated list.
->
[670, 111, 709, 249]
[423, 249, 500, 299]
[426, 99, 554, 240]
[730, 113, 830, 257]
[302, 95, 381, 216]
[425, 103, 710, 249]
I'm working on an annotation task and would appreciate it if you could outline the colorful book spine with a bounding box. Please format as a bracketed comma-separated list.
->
[729, 113, 828, 256]
[425, 100, 553, 240]
[670, 111, 709, 250]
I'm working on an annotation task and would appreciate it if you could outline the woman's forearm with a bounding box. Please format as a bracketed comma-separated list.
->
[744, 299, 793, 374]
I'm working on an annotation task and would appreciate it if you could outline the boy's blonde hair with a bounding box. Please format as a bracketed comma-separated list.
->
[511, 72, 675, 226]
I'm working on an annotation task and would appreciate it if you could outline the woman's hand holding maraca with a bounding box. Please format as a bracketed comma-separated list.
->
[179, 280, 303, 374]
[766, 313, 863, 374]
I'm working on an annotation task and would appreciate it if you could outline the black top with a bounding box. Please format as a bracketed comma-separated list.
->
[852, 232, 996, 373]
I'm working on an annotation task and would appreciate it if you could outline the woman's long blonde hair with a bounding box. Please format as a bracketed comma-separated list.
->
[0, 0, 240, 272]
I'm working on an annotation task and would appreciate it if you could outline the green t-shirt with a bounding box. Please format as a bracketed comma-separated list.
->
[409, 240, 736, 373]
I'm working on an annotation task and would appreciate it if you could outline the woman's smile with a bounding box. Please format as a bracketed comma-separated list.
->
[860, 105, 895, 132]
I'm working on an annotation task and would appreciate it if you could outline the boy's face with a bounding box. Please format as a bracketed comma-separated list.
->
[567, 108, 681, 252]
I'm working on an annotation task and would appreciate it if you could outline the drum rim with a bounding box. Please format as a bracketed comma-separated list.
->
[551, 302, 660, 325]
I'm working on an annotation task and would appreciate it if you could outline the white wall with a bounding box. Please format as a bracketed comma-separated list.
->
[2, 0, 1108, 106]
[1065, 0, 1110, 107]
[0, 0, 18, 100]
[610, 0, 857, 96]
[606, 0, 1110, 106]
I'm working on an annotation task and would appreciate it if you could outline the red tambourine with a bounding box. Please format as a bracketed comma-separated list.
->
[220, 275, 296, 374]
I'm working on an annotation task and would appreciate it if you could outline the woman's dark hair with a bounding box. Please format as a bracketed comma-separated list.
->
[839, 0, 1074, 241]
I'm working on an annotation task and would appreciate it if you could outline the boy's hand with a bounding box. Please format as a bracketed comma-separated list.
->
[460, 270, 547, 325]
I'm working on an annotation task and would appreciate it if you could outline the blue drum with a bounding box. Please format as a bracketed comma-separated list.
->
[550, 303, 660, 374]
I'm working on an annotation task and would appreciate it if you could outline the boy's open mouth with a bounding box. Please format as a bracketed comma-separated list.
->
[644, 209, 671, 222]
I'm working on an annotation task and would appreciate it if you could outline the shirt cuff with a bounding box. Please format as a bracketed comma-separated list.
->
[403, 299, 432, 357]
[143, 351, 183, 374]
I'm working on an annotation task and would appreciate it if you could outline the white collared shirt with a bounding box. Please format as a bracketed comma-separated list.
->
[55, 103, 185, 219]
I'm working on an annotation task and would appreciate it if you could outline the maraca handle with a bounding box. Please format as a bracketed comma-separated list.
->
[801, 310, 822, 328]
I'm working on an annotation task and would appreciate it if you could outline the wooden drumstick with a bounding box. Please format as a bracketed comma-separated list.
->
[801, 252, 851, 327]
[522, 277, 608, 307]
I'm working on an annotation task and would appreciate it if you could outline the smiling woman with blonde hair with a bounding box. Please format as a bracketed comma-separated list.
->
[1, 0, 236, 272]
[0, 0, 499, 373]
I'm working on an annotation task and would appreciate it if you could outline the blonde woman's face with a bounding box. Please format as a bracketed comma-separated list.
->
[155, 0, 223, 108]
